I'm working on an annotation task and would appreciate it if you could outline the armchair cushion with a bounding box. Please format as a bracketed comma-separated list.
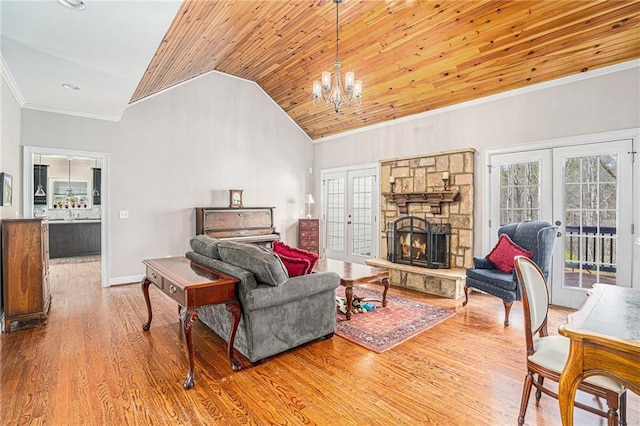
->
[466, 268, 518, 292]
[486, 234, 533, 273]
[218, 241, 288, 287]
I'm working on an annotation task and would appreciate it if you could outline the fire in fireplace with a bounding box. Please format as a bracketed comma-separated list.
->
[386, 216, 451, 269]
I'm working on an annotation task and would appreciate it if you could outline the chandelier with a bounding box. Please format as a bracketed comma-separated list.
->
[312, 0, 362, 113]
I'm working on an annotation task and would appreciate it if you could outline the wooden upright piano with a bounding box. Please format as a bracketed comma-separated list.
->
[195, 207, 280, 247]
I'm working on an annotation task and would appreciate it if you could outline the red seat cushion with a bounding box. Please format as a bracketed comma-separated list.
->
[273, 240, 319, 275]
[276, 253, 311, 277]
[486, 234, 534, 273]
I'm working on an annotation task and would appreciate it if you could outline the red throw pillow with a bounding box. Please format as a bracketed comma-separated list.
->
[486, 234, 534, 273]
[276, 253, 311, 278]
[273, 240, 319, 275]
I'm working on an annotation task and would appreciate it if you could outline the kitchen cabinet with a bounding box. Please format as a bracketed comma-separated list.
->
[49, 221, 101, 258]
[1, 218, 51, 332]
[33, 165, 48, 205]
[92, 168, 101, 205]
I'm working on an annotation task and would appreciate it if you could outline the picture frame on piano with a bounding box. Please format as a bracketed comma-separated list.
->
[229, 189, 244, 208]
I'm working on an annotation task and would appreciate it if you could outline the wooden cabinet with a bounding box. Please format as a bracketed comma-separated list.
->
[1, 218, 51, 332]
[298, 219, 319, 254]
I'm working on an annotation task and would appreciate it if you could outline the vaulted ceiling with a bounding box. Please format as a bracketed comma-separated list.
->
[133, 0, 640, 140]
[3, 1, 640, 141]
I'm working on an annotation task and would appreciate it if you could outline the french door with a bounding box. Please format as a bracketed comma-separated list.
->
[489, 139, 634, 308]
[322, 166, 379, 263]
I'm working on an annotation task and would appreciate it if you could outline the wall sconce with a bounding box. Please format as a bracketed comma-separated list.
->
[442, 172, 450, 191]
[389, 176, 396, 193]
[305, 194, 315, 218]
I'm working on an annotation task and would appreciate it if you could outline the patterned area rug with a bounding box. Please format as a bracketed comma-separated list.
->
[335, 287, 456, 353]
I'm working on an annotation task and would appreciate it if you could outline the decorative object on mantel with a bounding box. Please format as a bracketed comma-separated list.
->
[311, 0, 362, 113]
[381, 190, 459, 214]
[229, 189, 243, 208]
[442, 172, 450, 191]
[389, 176, 396, 193]
[305, 193, 315, 218]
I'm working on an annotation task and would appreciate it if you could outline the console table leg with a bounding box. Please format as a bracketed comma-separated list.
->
[141, 278, 153, 331]
[380, 277, 389, 307]
[182, 308, 198, 389]
[226, 301, 243, 371]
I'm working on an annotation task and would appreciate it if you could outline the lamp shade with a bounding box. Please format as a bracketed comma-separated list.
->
[306, 194, 315, 204]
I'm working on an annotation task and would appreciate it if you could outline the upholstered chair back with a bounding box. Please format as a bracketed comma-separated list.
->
[515, 256, 549, 338]
[499, 221, 557, 279]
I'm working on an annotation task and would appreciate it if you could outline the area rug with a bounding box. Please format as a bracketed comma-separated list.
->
[335, 286, 456, 353]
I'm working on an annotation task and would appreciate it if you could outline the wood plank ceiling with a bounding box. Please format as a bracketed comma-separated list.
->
[132, 0, 640, 140]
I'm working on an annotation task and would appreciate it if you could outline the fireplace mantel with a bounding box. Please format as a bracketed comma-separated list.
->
[381, 191, 459, 214]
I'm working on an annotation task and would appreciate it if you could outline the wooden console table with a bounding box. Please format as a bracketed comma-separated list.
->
[141, 257, 241, 389]
[558, 284, 640, 425]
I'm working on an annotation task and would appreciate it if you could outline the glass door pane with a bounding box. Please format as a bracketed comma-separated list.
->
[552, 140, 633, 309]
[326, 175, 345, 254]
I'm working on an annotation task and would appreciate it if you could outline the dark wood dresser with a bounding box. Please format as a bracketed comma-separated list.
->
[298, 218, 319, 254]
[195, 207, 280, 247]
[1, 218, 51, 332]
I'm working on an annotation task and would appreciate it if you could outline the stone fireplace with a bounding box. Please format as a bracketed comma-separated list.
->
[387, 216, 451, 269]
[365, 148, 475, 299]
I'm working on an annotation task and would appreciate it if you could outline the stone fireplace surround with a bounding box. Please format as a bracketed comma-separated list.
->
[366, 149, 475, 299]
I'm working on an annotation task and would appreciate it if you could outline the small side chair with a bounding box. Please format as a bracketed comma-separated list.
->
[514, 256, 626, 426]
[464, 220, 557, 326]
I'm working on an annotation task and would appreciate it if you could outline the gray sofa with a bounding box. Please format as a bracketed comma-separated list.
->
[186, 235, 340, 364]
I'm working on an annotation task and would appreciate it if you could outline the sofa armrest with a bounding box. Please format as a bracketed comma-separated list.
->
[186, 251, 258, 295]
[244, 271, 340, 312]
[473, 257, 495, 269]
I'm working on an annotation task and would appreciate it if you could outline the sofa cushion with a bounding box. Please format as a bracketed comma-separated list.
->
[486, 233, 533, 273]
[276, 253, 311, 277]
[190, 235, 222, 260]
[217, 241, 288, 286]
[273, 240, 319, 274]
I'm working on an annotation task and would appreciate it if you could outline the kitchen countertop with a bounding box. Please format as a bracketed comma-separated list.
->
[46, 218, 102, 224]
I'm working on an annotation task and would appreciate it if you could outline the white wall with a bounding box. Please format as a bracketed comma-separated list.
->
[0, 77, 21, 219]
[313, 64, 640, 257]
[20, 71, 313, 283]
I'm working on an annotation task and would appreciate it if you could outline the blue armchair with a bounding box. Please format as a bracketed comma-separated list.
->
[463, 220, 558, 326]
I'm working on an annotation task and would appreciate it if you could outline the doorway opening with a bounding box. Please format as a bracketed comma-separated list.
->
[22, 146, 109, 288]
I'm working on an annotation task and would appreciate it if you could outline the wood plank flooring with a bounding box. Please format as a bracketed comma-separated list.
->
[1, 256, 637, 425]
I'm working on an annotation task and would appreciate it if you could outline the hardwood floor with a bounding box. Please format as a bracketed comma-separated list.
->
[1, 257, 637, 425]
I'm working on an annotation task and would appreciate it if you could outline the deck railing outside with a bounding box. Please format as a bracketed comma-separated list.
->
[564, 225, 617, 273]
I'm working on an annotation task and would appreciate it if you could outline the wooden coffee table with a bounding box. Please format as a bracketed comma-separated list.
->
[313, 258, 389, 320]
[141, 257, 241, 389]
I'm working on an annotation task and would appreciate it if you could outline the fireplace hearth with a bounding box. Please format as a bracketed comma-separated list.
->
[386, 216, 451, 269]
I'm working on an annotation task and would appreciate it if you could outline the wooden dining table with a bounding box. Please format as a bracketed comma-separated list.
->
[558, 284, 640, 426]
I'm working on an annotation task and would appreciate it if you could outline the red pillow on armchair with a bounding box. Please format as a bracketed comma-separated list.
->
[486, 233, 533, 273]
[273, 240, 319, 275]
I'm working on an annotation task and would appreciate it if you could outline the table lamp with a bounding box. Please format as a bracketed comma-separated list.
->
[305, 194, 315, 218]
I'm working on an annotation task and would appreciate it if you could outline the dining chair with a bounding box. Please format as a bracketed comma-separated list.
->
[513, 256, 627, 426]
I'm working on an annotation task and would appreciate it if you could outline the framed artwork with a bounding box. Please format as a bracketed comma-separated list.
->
[229, 189, 244, 208]
[0, 173, 13, 206]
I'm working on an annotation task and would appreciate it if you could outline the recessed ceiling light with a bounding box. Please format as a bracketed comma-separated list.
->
[62, 83, 81, 91]
[57, 0, 87, 11]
